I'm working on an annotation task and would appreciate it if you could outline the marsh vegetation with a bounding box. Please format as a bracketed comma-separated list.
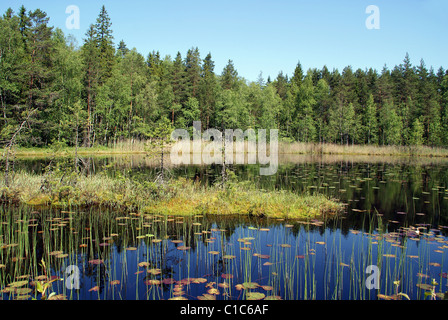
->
[1, 155, 447, 300]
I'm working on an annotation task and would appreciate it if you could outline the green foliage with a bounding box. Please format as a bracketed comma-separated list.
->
[0, 6, 446, 150]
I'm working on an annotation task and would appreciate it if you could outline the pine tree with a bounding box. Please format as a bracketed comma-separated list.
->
[95, 5, 115, 83]
[117, 40, 129, 58]
[199, 53, 218, 129]
[0, 10, 25, 133]
[171, 52, 187, 104]
[81, 24, 100, 147]
[185, 47, 201, 99]
[221, 59, 238, 90]
[23, 8, 55, 145]
[290, 61, 304, 88]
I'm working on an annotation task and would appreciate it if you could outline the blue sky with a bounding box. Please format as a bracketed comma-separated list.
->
[1, 0, 447, 81]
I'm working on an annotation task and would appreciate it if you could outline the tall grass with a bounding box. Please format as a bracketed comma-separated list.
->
[5, 140, 448, 158]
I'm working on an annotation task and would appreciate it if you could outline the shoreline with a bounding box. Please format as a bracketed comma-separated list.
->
[3, 142, 448, 159]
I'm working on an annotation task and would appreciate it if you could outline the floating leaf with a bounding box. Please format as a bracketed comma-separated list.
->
[264, 295, 282, 300]
[416, 283, 433, 291]
[8, 280, 28, 288]
[197, 294, 216, 300]
[221, 274, 233, 280]
[246, 292, 265, 300]
[223, 255, 236, 260]
[49, 250, 63, 256]
[126, 247, 137, 251]
[145, 279, 161, 285]
[88, 259, 103, 265]
[162, 278, 176, 285]
[280, 244, 291, 248]
[242, 282, 259, 289]
[207, 288, 220, 295]
[110, 280, 120, 285]
[89, 286, 99, 292]
[177, 246, 191, 251]
[429, 262, 441, 267]
[48, 294, 67, 300]
[208, 251, 220, 255]
[254, 254, 270, 259]
[261, 285, 273, 291]
[147, 268, 161, 275]
[218, 282, 230, 289]
[138, 261, 150, 268]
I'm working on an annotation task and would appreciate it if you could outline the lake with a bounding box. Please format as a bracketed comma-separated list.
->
[1, 154, 448, 300]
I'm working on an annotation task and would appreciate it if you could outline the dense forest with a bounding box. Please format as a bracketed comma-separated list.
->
[1, 5, 448, 149]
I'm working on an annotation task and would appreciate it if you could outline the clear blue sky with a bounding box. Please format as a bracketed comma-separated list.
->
[1, 0, 447, 81]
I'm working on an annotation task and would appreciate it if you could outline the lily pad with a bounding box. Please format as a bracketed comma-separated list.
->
[197, 294, 216, 300]
[16, 287, 32, 294]
[242, 282, 259, 289]
[147, 268, 162, 275]
[264, 295, 282, 300]
[246, 292, 265, 300]
[207, 288, 220, 295]
[7, 280, 28, 288]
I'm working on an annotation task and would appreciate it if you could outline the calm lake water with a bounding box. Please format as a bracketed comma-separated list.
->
[1, 154, 448, 300]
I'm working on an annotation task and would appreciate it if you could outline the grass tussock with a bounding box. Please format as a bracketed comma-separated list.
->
[0, 172, 342, 220]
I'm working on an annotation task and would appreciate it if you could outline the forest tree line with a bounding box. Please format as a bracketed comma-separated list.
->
[1, 5, 448, 148]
